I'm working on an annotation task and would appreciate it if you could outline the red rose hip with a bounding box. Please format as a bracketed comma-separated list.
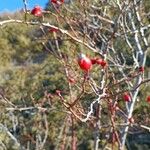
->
[139, 66, 144, 72]
[51, 0, 57, 4]
[96, 58, 107, 68]
[51, 0, 64, 4]
[91, 58, 97, 65]
[96, 58, 102, 65]
[123, 93, 131, 102]
[78, 54, 92, 72]
[146, 96, 150, 103]
[49, 27, 59, 33]
[31, 6, 42, 17]
[100, 60, 107, 68]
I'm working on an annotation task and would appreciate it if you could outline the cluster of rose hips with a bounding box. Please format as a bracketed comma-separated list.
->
[31, 7, 59, 33]
[31, 0, 64, 17]
[31, 6, 149, 104]
[77, 54, 150, 104]
[78, 53, 107, 72]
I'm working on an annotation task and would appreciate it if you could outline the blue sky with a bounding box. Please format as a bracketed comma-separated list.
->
[0, 0, 48, 12]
